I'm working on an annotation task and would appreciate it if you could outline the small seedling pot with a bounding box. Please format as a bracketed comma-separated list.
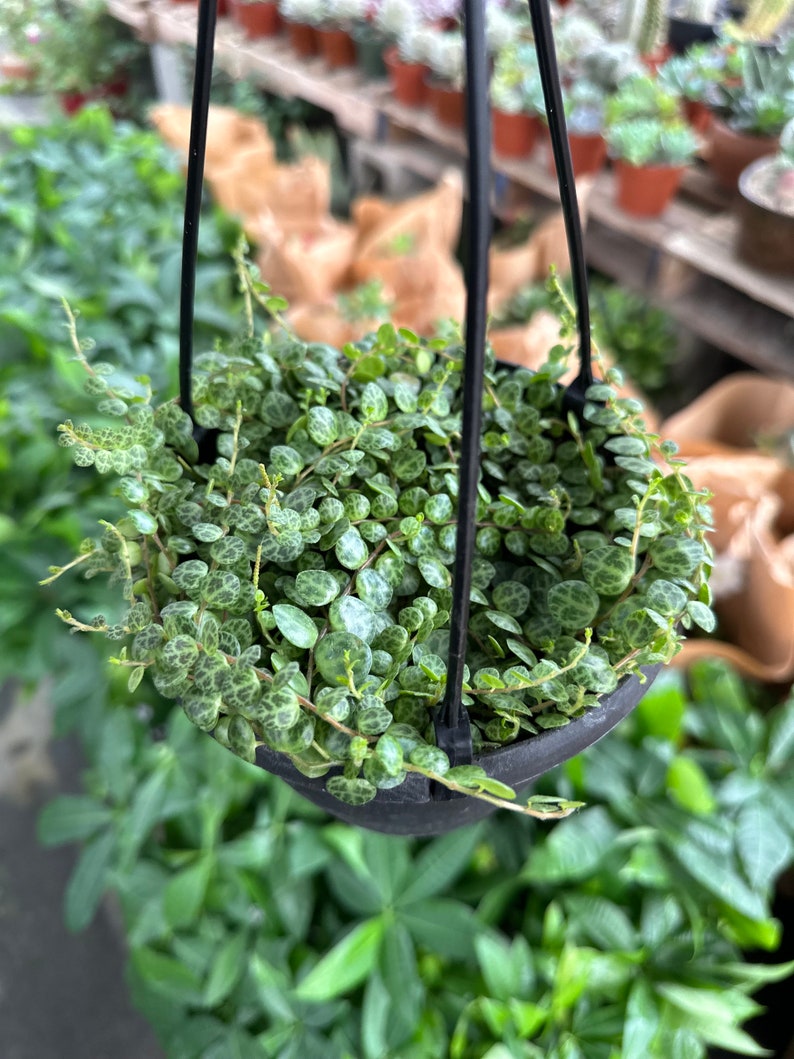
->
[428, 81, 466, 129]
[492, 109, 541, 159]
[231, 0, 281, 39]
[614, 159, 686, 217]
[708, 117, 779, 192]
[385, 47, 429, 107]
[317, 26, 357, 69]
[285, 20, 319, 58]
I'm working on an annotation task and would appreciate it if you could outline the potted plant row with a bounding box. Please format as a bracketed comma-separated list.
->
[48, 265, 713, 828]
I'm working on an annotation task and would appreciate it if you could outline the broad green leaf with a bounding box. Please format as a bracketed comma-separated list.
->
[474, 932, 534, 1002]
[398, 825, 481, 906]
[295, 917, 384, 1001]
[767, 700, 794, 771]
[666, 836, 768, 922]
[564, 894, 639, 951]
[37, 796, 112, 846]
[666, 757, 716, 816]
[204, 931, 250, 1008]
[361, 972, 391, 1059]
[622, 980, 659, 1059]
[736, 802, 793, 891]
[64, 827, 116, 932]
[272, 604, 318, 649]
[130, 946, 203, 1005]
[118, 766, 171, 869]
[523, 807, 618, 883]
[163, 855, 213, 930]
[400, 898, 477, 959]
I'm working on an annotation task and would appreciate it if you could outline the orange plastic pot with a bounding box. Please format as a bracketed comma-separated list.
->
[285, 20, 319, 58]
[614, 159, 686, 217]
[492, 109, 540, 158]
[385, 46, 428, 107]
[428, 81, 466, 129]
[231, 0, 280, 38]
[317, 26, 356, 69]
[547, 131, 607, 177]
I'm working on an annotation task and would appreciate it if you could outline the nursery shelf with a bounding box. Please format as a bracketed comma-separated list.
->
[108, 1, 794, 373]
[107, 0, 389, 139]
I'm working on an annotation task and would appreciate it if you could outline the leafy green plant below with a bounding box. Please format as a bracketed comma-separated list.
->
[37, 657, 794, 1058]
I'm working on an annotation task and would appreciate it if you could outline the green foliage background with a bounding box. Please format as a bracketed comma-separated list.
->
[1, 105, 792, 1059]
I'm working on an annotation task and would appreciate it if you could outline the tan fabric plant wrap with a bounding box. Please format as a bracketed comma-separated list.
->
[662, 374, 794, 681]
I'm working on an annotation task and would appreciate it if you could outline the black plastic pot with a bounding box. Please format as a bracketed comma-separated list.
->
[667, 15, 718, 54]
[256, 667, 661, 835]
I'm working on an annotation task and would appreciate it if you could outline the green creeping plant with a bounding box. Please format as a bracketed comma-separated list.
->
[48, 275, 713, 816]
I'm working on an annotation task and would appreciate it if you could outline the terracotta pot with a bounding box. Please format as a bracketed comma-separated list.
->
[384, 46, 428, 107]
[285, 19, 319, 58]
[684, 99, 712, 135]
[428, 81, 466, 130]
[317, 26, 356, 69]
[547, 131, 607, 178]
[641, 45, 672, 74]
[708, 118, 779, 191]
[736, 157, 794, 275]
[492, 109, 540, 159]
[231, 0, 280, 38]
[614, 159, 686, 217]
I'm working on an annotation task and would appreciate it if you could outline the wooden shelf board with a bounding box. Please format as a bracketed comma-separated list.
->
[664, 213, 794, 319]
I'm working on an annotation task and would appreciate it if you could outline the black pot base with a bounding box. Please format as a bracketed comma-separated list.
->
[254, 665, 660, 835]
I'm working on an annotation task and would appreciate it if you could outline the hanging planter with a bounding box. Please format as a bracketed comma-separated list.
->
[47, 0, 713, 837]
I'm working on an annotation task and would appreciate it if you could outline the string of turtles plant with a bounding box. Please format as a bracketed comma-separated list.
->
[45, 249, 714, 818]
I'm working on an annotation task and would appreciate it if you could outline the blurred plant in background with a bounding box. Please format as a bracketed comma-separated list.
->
[0, 106, 241, 682]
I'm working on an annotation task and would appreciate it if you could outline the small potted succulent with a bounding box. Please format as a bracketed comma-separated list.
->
[553, 80, 609, 177]
[708, 38, 794, 189]
[278, 0, 320, 58]
[666, 0, 722, 54]
[736, 117, 794, 273]
[48, 264, 713, 827]
[424, 29, 466, 129]
[657, 44, 724, 133]
[578, 40, 645, 94]
[490, 43, 545, 159]
[382, 14, 430, 107]
[314, 0, 366, 69]
[230, 0, 281, 40]
[606, 75, 697, 216]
